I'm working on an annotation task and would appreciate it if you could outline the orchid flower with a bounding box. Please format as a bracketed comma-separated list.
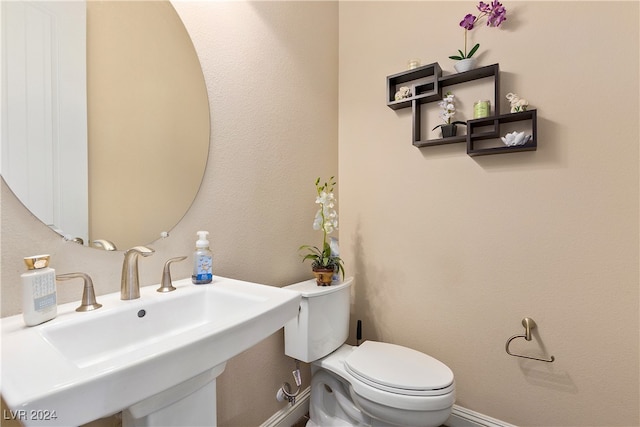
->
[299, 177, 345, 279]
[449, 1, 507, 61]
[432, 92, 466, 132]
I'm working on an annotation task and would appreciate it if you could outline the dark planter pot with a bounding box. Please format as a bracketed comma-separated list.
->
[441, 123, 458, 138]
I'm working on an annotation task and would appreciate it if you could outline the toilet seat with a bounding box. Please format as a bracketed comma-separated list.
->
[316, 343, 456, 414]
[344, 341, 454, 396]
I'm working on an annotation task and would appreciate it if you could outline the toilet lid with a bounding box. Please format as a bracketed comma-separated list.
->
[345, 341, 454, 395]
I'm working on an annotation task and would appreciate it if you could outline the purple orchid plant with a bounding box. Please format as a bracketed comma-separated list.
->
[449, 1, 507, 61]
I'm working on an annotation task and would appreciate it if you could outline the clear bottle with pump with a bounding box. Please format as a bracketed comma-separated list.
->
[22, 254, 57, 326]
[329, 237, 340, 283]
[192, 231, 213, 284]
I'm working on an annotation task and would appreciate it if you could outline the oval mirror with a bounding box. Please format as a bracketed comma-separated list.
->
[1, 0, 209, 251]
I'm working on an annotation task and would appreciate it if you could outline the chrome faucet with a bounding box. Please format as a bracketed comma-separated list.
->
[121, 246, 155, 300]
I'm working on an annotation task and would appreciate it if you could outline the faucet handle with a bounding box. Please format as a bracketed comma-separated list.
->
[158, 256, 187, 293]
[56, 272, 103, 312]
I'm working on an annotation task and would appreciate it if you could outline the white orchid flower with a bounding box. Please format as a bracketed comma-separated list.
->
[313, 210, 323, 230]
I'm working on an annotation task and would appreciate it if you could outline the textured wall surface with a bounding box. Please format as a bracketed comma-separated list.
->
[338, 2, 639, 426]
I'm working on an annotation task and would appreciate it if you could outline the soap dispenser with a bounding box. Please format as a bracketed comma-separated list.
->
[21, 254, 57, 326]
[192, 231, 213, 284]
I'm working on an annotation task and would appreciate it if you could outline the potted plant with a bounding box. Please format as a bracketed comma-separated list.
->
[299, 176, 345, 286]
[449, 1, 508, 73]
[432, 92, 465, 138]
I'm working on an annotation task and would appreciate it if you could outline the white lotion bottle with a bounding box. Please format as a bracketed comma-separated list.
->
[192, 231, 213, 284]
[22, 254, 57, 326]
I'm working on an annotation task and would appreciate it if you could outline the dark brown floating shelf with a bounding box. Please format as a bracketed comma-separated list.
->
[413, 135, 466, 148]
[387, 62, 537, 156]
[467, 110, 537, 156]
[387, 62, 442, 110]
[439, 64, 499, 88]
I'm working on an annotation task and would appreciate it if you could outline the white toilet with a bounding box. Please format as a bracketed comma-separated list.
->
[284, 277, 455, 427]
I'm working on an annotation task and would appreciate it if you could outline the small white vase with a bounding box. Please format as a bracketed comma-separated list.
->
[454, 58, 477, 73]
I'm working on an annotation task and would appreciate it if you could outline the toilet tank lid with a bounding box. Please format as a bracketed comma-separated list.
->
[284, 277, 353, 297]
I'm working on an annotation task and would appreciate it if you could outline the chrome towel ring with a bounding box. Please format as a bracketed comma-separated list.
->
[505, 317, 555, 363]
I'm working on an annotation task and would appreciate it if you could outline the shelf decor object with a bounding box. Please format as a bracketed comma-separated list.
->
[431, 92, 466, 138]
[506, 92, 529, 113]
[454, 58, 477, 73]
[386, 61, 537, 157]
[387, 62, 442, 111]
[467, 109, 537, 156]
[449, 1, 508, 72]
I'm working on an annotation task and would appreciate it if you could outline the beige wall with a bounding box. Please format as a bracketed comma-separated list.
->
[339, 1, 639, 426]
[1, 1, 337, 426]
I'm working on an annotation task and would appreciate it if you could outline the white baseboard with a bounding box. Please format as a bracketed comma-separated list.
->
[260, 387, 516, 427]
[446, 405, 517, 427]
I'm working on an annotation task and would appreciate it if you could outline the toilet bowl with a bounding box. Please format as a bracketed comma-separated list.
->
[307, 342, 455, 426]
[284, 278, 455, 427]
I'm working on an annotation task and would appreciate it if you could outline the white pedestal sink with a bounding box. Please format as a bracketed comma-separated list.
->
[1, 276, 301, 426]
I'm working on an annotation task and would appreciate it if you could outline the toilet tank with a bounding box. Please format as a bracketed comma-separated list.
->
[283, 277, 353, 363]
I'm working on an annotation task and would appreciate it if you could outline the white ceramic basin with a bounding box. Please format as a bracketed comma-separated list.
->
[1, 276, 301, 426]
